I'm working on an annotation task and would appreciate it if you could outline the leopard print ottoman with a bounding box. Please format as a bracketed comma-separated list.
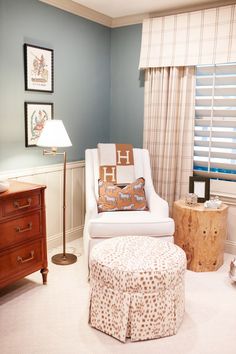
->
[89, 236, 186, 342]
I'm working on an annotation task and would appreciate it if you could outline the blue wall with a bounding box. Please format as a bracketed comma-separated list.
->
[0, 0, 111, 170]
[110, 25, 144, 147]
[0, 0, 144, 172]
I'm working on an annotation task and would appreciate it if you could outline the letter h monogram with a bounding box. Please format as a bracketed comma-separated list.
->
[102, 166, 116, 182]
[117, 150, 130, 165]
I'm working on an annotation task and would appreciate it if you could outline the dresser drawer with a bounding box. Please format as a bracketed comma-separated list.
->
[1, 193, 41, 219]
[0, 239, 43, 282]
[0, 212, 41, 250]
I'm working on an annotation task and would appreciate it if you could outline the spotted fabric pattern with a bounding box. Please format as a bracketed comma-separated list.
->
[89, 236, 186, 342]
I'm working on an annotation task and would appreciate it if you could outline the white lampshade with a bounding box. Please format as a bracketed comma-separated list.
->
[37, 120, 72, 148]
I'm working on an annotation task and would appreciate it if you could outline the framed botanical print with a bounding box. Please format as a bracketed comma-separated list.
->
[24, 43, 54, 92]
[25, 102, 53, 147]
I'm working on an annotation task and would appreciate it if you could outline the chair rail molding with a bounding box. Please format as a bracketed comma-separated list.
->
[0, 161, 85, 250]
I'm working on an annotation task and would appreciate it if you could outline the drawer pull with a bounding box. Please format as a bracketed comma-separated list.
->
[17, 250, 34, 264]
[15, 222, 32, 233]
[14, 198, 32, 210]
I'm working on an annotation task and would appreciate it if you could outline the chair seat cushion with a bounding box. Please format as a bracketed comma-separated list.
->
[88, 211, 174, 238]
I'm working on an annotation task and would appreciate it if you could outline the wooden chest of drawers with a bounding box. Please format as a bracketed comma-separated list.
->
[0, 180, 48, 288]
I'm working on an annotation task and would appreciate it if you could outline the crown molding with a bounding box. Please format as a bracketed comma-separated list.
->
[39, 0, 112, 27]
[111, 13, 150, 28]
[150, 0, 236, 18]
[39, 0, 236, 28]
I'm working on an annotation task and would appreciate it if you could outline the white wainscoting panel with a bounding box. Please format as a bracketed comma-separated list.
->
[211, 179, 236, 255]
[225, 204, 236, 255]
[1, 161, 85, 250]
[1, 161, 235, 256]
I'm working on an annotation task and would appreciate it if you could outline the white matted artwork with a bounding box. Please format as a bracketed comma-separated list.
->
[24, 44, 54, 92]
[193, 181, 205, 198]
[25, 102, 53, 147]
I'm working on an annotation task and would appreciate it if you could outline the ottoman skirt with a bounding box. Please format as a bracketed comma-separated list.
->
[89, 236, 186, 342]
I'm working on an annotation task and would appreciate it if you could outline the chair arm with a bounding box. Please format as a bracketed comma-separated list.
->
[86, 189, 98, 219]
[147, 190, 169, 218]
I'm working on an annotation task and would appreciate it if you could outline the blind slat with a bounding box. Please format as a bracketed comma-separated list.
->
[194, 160, 236, 170]
[193, 170, 236, 181]
[194, 63, 236, 180]
[194, 131, 236, 139]
[194, 139, 236, 149]
[195, 117, 236, 127]
[194, 150, 236, 160]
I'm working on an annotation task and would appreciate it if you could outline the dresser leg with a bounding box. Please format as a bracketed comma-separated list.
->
[40, 268, 49, 284]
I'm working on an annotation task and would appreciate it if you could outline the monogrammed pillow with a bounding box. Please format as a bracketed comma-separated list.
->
[97, 177, 148, 212]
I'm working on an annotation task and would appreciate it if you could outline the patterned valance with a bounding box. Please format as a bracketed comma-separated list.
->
[139, 4, 236, 68]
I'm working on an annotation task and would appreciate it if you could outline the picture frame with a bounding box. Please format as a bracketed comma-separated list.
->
[189, 176, 210, 203]
[25, 102, 53, 147]
[24, 43, 54, 92]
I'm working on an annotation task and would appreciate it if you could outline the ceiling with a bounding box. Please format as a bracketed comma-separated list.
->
[72, 0, 230, 18]
[40, 0, 236, 28]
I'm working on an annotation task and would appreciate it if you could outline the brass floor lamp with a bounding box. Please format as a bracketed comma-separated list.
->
[37, 120, 77, 265]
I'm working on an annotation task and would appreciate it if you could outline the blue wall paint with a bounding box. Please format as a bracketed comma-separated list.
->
[0, 1, 144, 172]
[0, 0, 110, 171]
[110, 25, 144, 147]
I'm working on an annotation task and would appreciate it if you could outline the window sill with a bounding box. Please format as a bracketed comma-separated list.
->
[210, 179, 236, 205]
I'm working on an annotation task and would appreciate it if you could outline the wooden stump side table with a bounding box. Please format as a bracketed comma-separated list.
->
[173, 200, 228, 272]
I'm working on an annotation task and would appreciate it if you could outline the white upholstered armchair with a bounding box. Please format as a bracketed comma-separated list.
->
[83, 148, 174, 265]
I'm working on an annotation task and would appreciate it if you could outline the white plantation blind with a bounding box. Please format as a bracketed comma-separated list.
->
[194, 63, 236, 180]
[139, 4, 236, 68]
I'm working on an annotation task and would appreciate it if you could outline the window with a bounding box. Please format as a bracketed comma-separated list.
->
[194, 63, 236, 181]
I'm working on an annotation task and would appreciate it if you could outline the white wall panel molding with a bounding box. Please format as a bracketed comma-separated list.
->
[1, 159, 235, 255]
[47, 225, 83, 250]
[225, 240, 236, 256]
[209, 179, 236, 255]
[0, 161, 84, 180]
[0, 161, 85, 251]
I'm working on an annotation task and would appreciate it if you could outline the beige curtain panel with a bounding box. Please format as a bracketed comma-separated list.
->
[143, 66, 195, 211]
[139, 4, 236, 68]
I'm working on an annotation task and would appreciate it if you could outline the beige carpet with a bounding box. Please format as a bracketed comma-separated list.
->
[1, 239, 236, 354]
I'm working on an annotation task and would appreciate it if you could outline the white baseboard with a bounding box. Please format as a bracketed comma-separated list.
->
[47, 225, 84, 250]
[225, 240, 236, 256]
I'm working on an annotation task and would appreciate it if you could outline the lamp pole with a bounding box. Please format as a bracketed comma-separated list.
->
[37, 120, 77, 265]
[62, 151, 66, 258]
[43, 148, 77, 265]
